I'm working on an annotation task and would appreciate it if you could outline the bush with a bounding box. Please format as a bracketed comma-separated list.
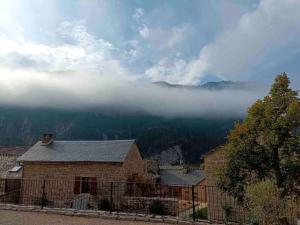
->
[33, 197, 48, 206]
[190, 207, 208, 220]
[98, 198, 111, 211]
[221, 204, 233, 222]
[244, 180, 291, 225]
[149, 199, 164, 215]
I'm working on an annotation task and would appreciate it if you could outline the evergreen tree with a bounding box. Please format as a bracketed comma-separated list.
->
[218, 73, 300, 201]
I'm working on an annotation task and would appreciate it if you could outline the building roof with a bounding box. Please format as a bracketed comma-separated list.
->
[0, 146, 29, 155]
[160, 167, 206, 186]
[17, 140, 135, 163]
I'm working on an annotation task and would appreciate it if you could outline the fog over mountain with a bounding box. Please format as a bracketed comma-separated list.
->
[0, 68, 266, 118]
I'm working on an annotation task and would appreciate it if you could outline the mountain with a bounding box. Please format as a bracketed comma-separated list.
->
[154, 80, 261, 91]
[199, 81, 260, 91]
[0, 106, 238, 164]
[0, 80, 249, 164]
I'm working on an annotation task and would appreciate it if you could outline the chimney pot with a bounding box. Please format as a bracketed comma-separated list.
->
[42, 133, 53, 145]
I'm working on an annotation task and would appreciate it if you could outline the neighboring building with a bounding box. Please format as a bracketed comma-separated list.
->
[17, 134, 147, 208]
[159, 165, 207, 213]
[144, 159, 160, 182]
[0, 146, 28, 178]
[202, 145, 244, 223]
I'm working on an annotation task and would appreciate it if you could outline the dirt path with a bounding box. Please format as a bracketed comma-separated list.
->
[0, 210, 166, 225]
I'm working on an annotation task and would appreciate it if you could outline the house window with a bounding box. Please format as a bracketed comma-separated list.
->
[74, 177, 97, 195]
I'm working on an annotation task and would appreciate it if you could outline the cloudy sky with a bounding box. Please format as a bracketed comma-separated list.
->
[0, 0, 299, 116]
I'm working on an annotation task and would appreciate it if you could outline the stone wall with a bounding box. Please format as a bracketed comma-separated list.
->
[20, 144, 146, 207]
[123, 196, 178, 216]
[22, 144, 145, 181]
[0, 154, 21, 178]
[22, 162, 124, 180]
[203, 146, 245, 223]
[122, 143, 146, 179]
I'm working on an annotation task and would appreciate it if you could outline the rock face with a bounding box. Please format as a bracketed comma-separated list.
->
[150, 145, 183, 165]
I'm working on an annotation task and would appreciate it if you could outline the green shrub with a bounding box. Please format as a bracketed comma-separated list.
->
[190, 207, 208, 220]
[221, 204, 233, 222]
[244, 180, 290, 225]
[149, 199, 164, 215]
[33, 197, 48, 206]
[98, 198, 111, 211]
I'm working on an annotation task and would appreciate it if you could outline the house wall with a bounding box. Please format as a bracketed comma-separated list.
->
[204, 147, 244, 223]
[20, 144, 146, 207]
[204, 147, 226, 221]
[22, 162, 124, 180]
[122, 143, 146, 179]
[21, 162, 124, 207]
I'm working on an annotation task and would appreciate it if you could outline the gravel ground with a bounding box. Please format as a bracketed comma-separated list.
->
[0, 210, 166, 225]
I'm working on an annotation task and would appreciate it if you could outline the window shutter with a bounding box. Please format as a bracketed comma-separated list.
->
[74, 176, 81, 194]
[90, 177, 97, 196]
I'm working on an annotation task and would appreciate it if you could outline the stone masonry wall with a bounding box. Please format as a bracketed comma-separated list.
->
[204, 146, 245, 223]
[122, 143, 146, 179]
[0, 154, 20, 178]
[20, 144, 146, 208]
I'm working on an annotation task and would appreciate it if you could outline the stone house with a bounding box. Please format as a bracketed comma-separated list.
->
[202, 145, 244, 223]
[17, 134, 146, 208]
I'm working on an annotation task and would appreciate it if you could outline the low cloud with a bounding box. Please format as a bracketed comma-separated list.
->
[0, 68, 266, 117]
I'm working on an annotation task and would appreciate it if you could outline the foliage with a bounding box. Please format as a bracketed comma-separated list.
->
[98, 198, 111, 211]
[221, 204, 233, 222]
[33, 196, 49, 206]
[0, 106, 236, 163]
[244, 180, 291, 225]
[149, 199, 165, 215]
[190, 207, 208, 220]
[218, 73, 300, 201]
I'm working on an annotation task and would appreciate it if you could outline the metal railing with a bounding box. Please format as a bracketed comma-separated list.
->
[0, 178, 298, 224]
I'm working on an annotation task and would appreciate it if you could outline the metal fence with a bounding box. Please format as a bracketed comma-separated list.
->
[0, 178, 298, 224]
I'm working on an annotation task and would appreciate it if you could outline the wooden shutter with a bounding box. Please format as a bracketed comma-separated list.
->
[74, 176, 81, 194]
[90, 177, 97, 196]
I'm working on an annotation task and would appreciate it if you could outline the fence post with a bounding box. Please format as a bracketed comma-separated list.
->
[192, 185, 196, 221]
[41, 179, 46, 209]
[110, 182, 113, 214]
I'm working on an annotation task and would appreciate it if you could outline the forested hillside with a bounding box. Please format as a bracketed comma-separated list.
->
[0, 106, 238, 163]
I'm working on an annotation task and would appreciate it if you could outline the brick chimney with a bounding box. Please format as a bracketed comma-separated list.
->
[41, 133, 53, 145]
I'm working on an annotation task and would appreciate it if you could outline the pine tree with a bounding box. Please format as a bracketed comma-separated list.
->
[218, 73, 300, 201]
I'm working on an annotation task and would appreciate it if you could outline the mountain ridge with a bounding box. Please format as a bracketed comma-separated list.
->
[154, 80, 262, 91]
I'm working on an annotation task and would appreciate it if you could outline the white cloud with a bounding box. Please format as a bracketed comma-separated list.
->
[145, 57, 188, 84]
[132, 8, 145, 21]
[0, 21, 137, 81]
[147, 0, 300, 84]
[0, 67, 265, 117]
[139, 25, 150, 39]
[145, 55, 208, 85]
[167, 25, 191, 48]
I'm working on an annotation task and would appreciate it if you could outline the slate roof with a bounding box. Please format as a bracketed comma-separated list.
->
[160, 167, 206, 186]
[17, 140, 135, 163]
